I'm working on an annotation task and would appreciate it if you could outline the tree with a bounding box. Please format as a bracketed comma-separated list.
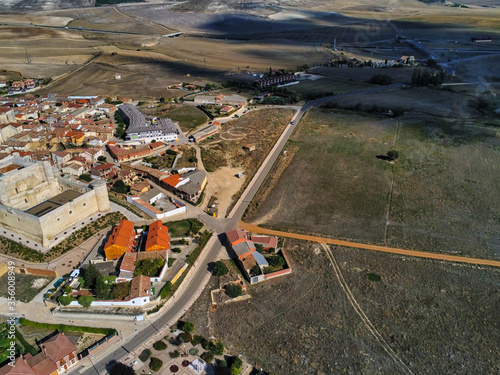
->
[250, 265, 261, 276]
[230, 357, 243, 375]
[201, 351, 214, 363]
[83, 264, 101, 290]
[268, 254, 285, 268]
[139, 349, 151, 362]
[105, 97, 113, 104]
[159, 97, 166, 103]
[111, 282, 130, 299]
[58, 296, 75, 306]
[97, 156, 107, 163]
[95, 276, 109, 300]
[115, 127, 125, 138]
[79, 174, 92, 182]
[168, 350, 180, 358]
[111, 179, 129, 194]
[181, 321, 195, 334]
[179, 332, 192, 342]
[191, 335, 204, 346]
[386, 150, 399, 161]
[109, 362, 136, 375]
[369, 74, 394, 85]
[224, 284, 242, 298]
[149, 357, 163, 372]
[153, 340, 167, 350]
[212, 261, 229, 277]
[78, 296, 94, 308]
[188, 156, 198, 163]
[254, 243, 264, 253]
[212, 340, 224, 355]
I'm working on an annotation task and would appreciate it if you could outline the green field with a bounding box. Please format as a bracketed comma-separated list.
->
[247, 108, 500, 258]
[163, 106, 208, 133]
[164, 218, 204, 237]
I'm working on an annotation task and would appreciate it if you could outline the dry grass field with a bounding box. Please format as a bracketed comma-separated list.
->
[183, 239, 500, 374]
[246, 103, 500, 259]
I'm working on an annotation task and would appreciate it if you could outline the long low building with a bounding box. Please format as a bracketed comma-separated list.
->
[118, 104, 178, 143]
[188, 122, 220, 142]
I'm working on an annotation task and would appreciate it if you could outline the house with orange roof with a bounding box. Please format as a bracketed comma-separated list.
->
[0, 333, 78, 375]
[0, 357, 37, 375]
[226, 229, 248, 246]
[104, 219, 136, 260]
[39, 333, 78, 373]
[145, 220, 170, 252]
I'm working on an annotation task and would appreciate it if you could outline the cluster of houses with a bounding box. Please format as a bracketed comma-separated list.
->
[0, 94, 116, 153]
[225, 229, 292, 284]
[64, 219, 172, 308]
[0, 79, 37, 94]
[0, 332, 79, 375]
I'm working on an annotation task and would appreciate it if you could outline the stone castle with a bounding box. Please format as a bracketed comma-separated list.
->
[0, 156, 110, 249]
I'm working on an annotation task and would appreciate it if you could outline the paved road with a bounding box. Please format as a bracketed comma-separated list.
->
[240, 222, 500, 268]
[76, 84, 408, 374]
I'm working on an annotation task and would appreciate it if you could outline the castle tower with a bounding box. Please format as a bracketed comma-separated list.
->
[91, 179, 111, 212]
[42, 161, 60, 196]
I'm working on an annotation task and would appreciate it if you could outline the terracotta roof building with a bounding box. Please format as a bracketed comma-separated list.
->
[144, 220, 170, 251]
[226, 229, 248, 246]
[129, 275, 151, 300]
[104, 219, 136, 260]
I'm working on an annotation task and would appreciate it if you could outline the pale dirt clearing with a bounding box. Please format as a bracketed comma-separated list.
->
[202, 167, 243, 218]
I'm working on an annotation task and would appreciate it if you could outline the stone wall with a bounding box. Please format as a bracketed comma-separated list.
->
[0, 161, 60, 210]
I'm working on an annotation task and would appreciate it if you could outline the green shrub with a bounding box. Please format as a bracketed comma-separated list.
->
[189, 348, 199, 356]
[201, 351, 214, 363]
[149, 357, 163, 372]
[212, 261, 229, 277]
[191, 335, 204, 346]
[224, 284, 242, 298]
[18, 318, 115, 336]
[178, 332, 192, 342]
[153, 340, 167, 351]
[181, 321, 195, 333]
[78, 296, 94, 307]
[139, 349, 151, 362]
[168, 350, 180, 358]
[367, 273, 381, 281]
[159, 282, 172, 299]
[212, 340, 224, 355]
[58, 296, 75, 306]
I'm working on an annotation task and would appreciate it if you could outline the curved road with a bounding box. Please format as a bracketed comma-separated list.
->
[77, 83, 441, 374]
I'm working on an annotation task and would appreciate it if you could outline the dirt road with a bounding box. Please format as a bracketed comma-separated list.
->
[239, 221, 500, 268]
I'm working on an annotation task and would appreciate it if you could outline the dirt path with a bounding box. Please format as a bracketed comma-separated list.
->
[239, 221, 500, 268]
[321, 243, 414, 375]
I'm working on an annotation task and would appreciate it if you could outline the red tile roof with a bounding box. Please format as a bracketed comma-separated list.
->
[162, 174, 183, 188]
[145, 220, 170, 251]
[226, 229, 248, 246]
[0, 357, 36, 375]
[129, 275, 150, 299]
[41, 333, 76, 363]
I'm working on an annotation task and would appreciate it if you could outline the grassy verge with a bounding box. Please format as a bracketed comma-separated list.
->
[0, 212, 125, 262]
[19, 318, 116, 336]
[165, 218, 204, 237]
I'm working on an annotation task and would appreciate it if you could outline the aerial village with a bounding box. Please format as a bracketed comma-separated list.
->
[0, 83, 289, 375]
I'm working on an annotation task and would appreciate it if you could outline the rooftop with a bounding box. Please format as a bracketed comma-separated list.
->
[26, 190, 83, 217]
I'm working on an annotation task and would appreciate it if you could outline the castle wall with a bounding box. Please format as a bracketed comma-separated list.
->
[0, 162, 61, 210]
[0, 204, 44, 245]
[39, 190, 100, 245]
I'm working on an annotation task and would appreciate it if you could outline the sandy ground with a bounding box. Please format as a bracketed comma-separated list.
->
[202, 167, 243, 218]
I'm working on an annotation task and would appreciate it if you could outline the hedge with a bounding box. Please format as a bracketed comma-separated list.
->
[19, 318, 116, 336]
